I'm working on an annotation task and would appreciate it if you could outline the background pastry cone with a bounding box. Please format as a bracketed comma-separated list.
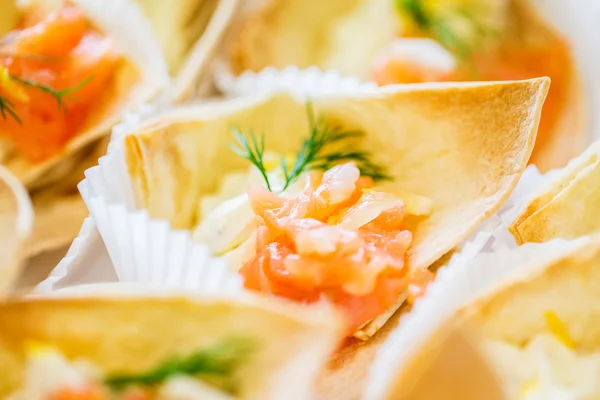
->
[2, 0, 169, 187]
[1, 0, 243, 257]
[510, 140, 600, 244]
[136, 0, 240, 101]
[366, 235, 600, 400]
[375, 318, 506, 400]
[0, 165, 33, 298]
[0, 284, 344, 399]
[0, 0, 170, 257]
[218, 0, 596, 171]
[462, 236, 600, 398]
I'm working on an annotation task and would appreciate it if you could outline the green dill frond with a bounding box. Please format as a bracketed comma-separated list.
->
[395, 0, 497, 66]
[230, 128, 272, 191]
[105, 337, 255, 392]
[230, 101, 390, 192]
[10, 75, 93, 111]
[0, 60, 93, 124]
[0, 96, 21, 124]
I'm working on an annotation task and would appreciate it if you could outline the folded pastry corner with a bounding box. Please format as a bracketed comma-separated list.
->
[137, 0, 240, 101]
[510, 140, 600, 244]
[0, 165, 33, 298]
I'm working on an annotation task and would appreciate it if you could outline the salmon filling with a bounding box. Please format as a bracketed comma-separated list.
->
[239, 164, 433, 333]
[372, 2, 572, 166]
[0, 5, 120, 162]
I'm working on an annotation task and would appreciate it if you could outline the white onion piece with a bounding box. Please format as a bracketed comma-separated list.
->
[194, 193, 256, 255]
[199, 172, 251, 218]
[484, 334, 600, 399]
[372, 38, 457, 81]
[194, 167, 308, 255]
[337, 191, 404, 230]
[373, 183, 433, 216]
[159, 376, 234, 400]
[225, 230, 258, 271]
[10, 349, 95, 400]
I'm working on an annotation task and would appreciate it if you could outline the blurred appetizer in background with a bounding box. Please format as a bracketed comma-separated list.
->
[224, 0, 596, 171]
[0, 0, 168, 185]
[466, 237, 600, 399]
[121, 78, 546, 397]
[510, 140, 600, 244]
[0, 285, 342, 399]
[365, 236, 600, 399]
[0, 0, 238, 258]
[0, 165, 33, 297]
[0, 0, 168, 256]
[136, 0, 239, 100]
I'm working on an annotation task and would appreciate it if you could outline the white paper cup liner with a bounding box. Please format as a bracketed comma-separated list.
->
[36, 217, 118, 292]
[213, 64, 378, 97]
[363, 234, 586, 400]
[79, 160, 243, 294]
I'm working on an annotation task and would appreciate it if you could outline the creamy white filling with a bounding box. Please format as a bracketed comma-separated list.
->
[199, 171, 253, 218]
[8, 348, 98, 400]
[485, 333, 600, 399]
[374, 38, 457, 76]
[193, 157, 307, 257]
[159, 376, 235, 400]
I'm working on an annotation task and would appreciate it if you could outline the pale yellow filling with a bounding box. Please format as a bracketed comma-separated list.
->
[485, 315, 600, 400]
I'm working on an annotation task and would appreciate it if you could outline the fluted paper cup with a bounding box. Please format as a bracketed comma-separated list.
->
[35, 218, 123, 292]
[79, 161, 243, 293]
[213, 64, 378, 97]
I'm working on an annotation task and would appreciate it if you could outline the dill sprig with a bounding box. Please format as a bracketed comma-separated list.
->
[11, 75, 93, 110]
[0, 73, 93, 125]
[280, 103, 389, 189]
[230, 129, 272, 191]
[395, 0, 495, 64]
[104, 337, 254, 391]
[230, 102, 390, 192]
[0, 96, 20, 124]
